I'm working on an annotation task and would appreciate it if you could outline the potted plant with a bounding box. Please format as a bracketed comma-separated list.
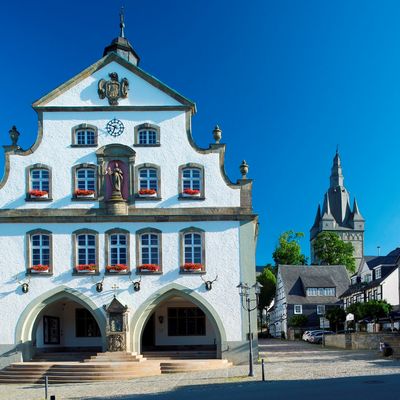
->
[31, 264, 49, 273]
[76, 264, 96, 273]
[138, 264, 160, 272]
[182, 188, 200, 197]
[106, 264, 128, 272]
[29, 190, 48, 199]
[75, 189, 95, 198]
[182, 263, 203, 271]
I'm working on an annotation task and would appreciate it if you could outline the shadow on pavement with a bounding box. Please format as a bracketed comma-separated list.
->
[75, 374, 400, 400]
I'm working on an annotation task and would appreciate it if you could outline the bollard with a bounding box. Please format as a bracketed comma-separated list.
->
[261, 358, 266, 381]
[45, 376, 48, 399]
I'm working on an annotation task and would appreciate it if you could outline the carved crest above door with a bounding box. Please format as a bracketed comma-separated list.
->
[98, 72, 129, 105]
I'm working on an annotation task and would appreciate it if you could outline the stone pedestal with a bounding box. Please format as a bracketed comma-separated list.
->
[106, 199, 128, 215]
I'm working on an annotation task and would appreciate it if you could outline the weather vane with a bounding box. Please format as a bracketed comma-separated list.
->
[120, 6, 125, 38]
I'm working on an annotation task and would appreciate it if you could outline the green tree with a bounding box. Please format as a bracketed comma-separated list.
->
[346, 300, 392, 322]
[257, 266, 277, 311]
[325, 307, 346, 332]
[272, 231, 307, 266]
[313, 232, 355, 273]
[288, 314, 308, 327]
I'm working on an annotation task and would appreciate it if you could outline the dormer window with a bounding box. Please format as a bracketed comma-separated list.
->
[134, 123, 160, 146]
[375, 267, 381, 280]
[363, 274, 372, 283]
[71, 124, 98, 147]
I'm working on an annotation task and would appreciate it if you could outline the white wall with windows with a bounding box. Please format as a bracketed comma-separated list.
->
[0, 220, 242, 345]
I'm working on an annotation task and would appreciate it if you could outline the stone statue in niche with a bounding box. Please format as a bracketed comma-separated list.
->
[105, 163, 124, 198]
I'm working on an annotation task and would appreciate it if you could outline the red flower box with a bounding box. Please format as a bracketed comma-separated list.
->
[31, 264, 49, 272]
[106, 264, 128, 272]
[76, 264, 96, 272]
[183, 263, 203, 271]
[29, 190, 48, 198]
[138, 264, 160, 272]
[75, 189, 95, 196]
[183, 189, 200, 196]
[138, 189, 157, 195]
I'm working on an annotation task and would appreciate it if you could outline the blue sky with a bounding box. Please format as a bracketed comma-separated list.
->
[1, 1, 400, 265]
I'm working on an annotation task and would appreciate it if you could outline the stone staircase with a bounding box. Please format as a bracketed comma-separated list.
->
[143, 350, 217, 360]
[0, 351, 232, 384]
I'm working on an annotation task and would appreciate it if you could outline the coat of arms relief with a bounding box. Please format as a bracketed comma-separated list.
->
[98, 72, 129, 105]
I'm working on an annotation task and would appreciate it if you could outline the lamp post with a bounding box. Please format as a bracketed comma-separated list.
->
[237, 281, 262, 377]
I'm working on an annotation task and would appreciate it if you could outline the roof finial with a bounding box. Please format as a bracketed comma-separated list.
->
[119, 6, 125, 38]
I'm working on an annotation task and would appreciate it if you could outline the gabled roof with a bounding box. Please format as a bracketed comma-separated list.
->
[364, 248, 400, 270]
[32, 52, 196, 112]
[279, 265, 350, 305]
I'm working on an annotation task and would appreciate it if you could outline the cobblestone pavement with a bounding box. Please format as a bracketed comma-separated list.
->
[1, 339, 400, 400]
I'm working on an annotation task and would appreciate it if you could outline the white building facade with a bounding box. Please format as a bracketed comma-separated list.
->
[0, 29, 257, 367]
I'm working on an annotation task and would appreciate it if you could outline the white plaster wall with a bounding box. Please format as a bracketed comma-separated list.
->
[152, 299, 216, 346]
[0, 221, 242, 345]
[43, 61, 182, 107]
[382, 269, 399, 306]
[0, 110, 240, 208]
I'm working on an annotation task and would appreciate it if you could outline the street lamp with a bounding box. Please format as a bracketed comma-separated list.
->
[237, 281, 262, 377]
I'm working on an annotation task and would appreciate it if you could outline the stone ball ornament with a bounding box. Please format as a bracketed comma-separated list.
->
[240, 160, 249, 179]
[213, 125, 222, 144]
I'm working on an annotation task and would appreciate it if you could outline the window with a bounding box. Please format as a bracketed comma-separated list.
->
[183, 168, 201, 191]
[72, 164, 97, 199]
[105, 229, 130, 272]
[167, 307, 206, 336]
[77, 169, 95, 191]
[72, 124, 98, 147]
[136, 228, 162, 273]
[184, 233, 202, 264]
[351, 276, 357, 285]
[75, 309, 101, 337]
[135, 164, 161, 199]
[363, 274, 372, 283]
[139, 168, 158, 191]
[26, 164, 52, 200]
[179, 164, 205, 199]
[294, 305, 302, 314]
[139, 129, 157, 145]
[134, 123, 160, 146]
[31, 169, 49, 192]
[375, 267, 381, 280]
[110, 234, 127, 265]
[27, 229, 52, 274]
[73, 229, 99, 273]
[306, 287, 336, 297]
[180, 228, 205, 272]
[317, 305, 325, 315]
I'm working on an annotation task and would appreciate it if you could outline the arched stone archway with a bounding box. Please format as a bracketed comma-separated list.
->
[15, 286, 107, 361]
[130, 283, 227, 358]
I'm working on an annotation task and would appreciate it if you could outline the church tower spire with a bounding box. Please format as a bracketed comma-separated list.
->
[330, 149, 344, 188]
[310, 149, 365, 270]
[103, 7, 140, 66]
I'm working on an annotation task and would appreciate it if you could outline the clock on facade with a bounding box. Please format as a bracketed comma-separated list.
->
[106, 118, 124, 137]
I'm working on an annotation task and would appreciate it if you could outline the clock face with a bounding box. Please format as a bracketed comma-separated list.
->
[106, 118, 124, 137]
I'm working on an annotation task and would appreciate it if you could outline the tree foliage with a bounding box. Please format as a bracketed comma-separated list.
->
[325, 307, 346, 332]
[257, 266, 277, 310]
[288, 314, 308, 327]
[313, 232, 355, 273]
[272, 231, 307, 266]
[346, 300, 392, 322]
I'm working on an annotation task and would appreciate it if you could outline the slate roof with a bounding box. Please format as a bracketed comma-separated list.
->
[341, 265, 398, 298]
[363, 248, 400, 270]
[279, 265, 350, 305]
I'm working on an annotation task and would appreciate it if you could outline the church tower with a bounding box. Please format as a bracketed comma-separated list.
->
[310, 151, 365, 269]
